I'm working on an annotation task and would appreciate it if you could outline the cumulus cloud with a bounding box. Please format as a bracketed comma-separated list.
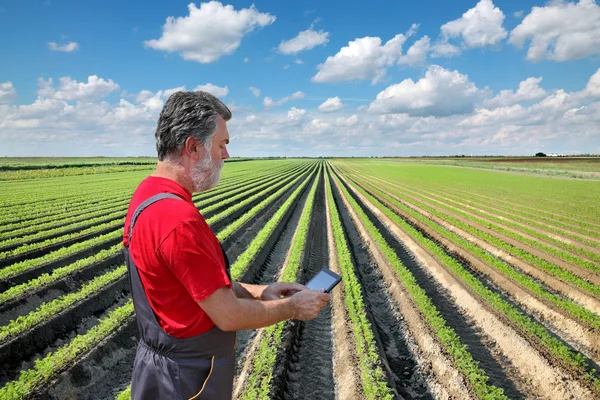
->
[440, 0, 508, 48]
[48, 41, 79, 52]
[317, 97, 345, 113]
[0, 82, 16, 104]
[193, 83, 229, 97]
[312, 34, 407, 84]
[510, 0, 600, 62]
[249, 86, 261, 97]
[263, 91, 304, 109]
[145, 1, 275, 63]
[369, 65, 480, 116]
[483, 77, 547, 108]
[430, 42, 461, 58]
[278, 27, 329, 54]
[38, 75, 119, 102]
[287, 107, 306, 121]
[585, 68, 600, 96]
[398, 36, 431, 66]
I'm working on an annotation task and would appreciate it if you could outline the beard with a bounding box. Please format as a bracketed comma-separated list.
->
[191, 153, 224, 193]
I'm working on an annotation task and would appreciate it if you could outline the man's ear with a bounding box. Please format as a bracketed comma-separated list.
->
[183, 136, 201, 159]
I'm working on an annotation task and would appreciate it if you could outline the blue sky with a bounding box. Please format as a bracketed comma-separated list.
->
[1, 0, 599, 157]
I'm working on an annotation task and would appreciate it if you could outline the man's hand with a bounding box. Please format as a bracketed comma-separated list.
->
[261, 282, 307, 300]
[289, 290, 331, 320]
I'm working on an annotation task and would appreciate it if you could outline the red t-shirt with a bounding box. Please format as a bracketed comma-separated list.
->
[123, 176, 231, 338]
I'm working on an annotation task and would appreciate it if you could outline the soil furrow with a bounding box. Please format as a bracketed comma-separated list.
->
[336, 171, 526, 399]
[335, 170, 596, 400]
[271, 169, 335, 400]
[0, 274, 129, 384]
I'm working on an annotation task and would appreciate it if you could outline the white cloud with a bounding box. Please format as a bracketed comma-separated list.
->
[283, 64, 290, 70]
[514, 10, 524, 18]
[287, 107, 306, 121]
[440, 0, 508, 48]
[369, 65, 480, 117]
[312, 34, 407, 84]
[263, 91, 304, 109]
[249, 86, 261, 97]
[295, 59, 303, 64]
[483, 77, 547, 108]
[0, 82, 17, 104]
[398, 36, 431, 66]
[38, 75, 120, 102]
[243, 57, 250, 63]
[193, 83, 229, 97]
[145, 1, 275, 63]
[335, 114, 358, 127]
[48, 41, 79, 52]
[317, 97, 345, 113]
[430, 42, 461, 58]
[585, 68, 600, 96]
[278, 27, 329, 54]
[510, 0, 600, 62]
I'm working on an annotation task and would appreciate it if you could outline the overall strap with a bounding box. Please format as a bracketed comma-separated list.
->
[127, 192, 183, 246]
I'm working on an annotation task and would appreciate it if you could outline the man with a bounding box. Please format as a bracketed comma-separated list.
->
[123, 91, 330, 400]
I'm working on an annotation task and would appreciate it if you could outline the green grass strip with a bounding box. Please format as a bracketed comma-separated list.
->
[0, 244, 122, 305]
[0, 265, 126, 342]
[239, 164, 321, 400]
[0, 299, 134, 400]
[351, 174, 600, 330]
[330, 169, 507, 400]
[335, 168, 600, 393]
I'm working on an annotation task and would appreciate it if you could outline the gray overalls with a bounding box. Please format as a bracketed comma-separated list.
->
[124, 193, 236, 400]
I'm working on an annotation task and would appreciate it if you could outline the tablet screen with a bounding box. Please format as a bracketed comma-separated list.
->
[306, 270, 339, 292]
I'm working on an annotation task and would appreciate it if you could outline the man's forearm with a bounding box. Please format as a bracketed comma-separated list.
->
[232, 281, 267, 300]
[222, 296, 295, 331]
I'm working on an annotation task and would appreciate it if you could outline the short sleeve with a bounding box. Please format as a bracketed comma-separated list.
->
[157, 220, 231, 302]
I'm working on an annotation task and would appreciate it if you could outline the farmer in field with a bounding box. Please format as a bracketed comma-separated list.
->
[122, 91, 330, 399]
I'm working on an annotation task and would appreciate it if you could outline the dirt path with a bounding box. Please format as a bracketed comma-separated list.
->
[334, 171, 596, 400]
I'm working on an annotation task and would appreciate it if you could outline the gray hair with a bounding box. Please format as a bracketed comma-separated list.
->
[155, 91, 232, 161]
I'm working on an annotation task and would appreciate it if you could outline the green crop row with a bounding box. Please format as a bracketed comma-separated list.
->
[0, 244, 123, 305]
[0, 197, 131, 238]
[0, 229, 122, 280]
[229, 164, 318, 279]
[334, 168, 600, 394]
[214, 164, 316, 243]
[381, 178, 600, 265]
[201, 163, 311, 217]
[0, 300, 134, 400]
[400, 180, 600, 251]
[0, 209, 126, 249]
[324, 166, 394, 399]
[0, 218, 124, 260]
[349, 173, 600, 330]
[420, 180, 600, 235]
[239, 164, 321, 399]
[363, 177, 600, 299]
[0, 265, 126, 342]
[329, 168, 507, 400]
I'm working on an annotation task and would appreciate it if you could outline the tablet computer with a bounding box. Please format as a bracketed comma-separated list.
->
[305, 268, 342, 293]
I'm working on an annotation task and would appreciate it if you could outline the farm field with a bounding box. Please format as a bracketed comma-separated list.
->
[0, 158, 599, 399]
